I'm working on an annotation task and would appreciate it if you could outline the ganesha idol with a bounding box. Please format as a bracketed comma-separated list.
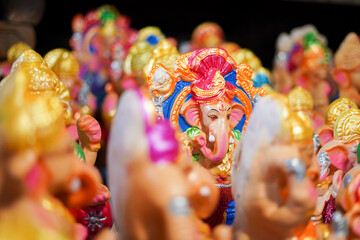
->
[0, 49, 112, 239]
[44, 48, 97, 118]
[148, 48, 266, 227]
[232, 94, 318, 240]
[293, 32, 332, 116]
[0, 65, 101, 240]
[313, 108, 360, 225]
[107, 88, 226, 240]
[70, 5, 136, 107]
[102, 36, 179, 129]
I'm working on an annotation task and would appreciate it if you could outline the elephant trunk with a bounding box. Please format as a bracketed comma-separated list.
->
[200, 132, 229, 163]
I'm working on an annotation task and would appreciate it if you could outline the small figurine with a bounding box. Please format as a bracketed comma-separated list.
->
[332, 32, 360, 106]
[70, 5, 136, 107]
[0, 65, 101, 240]
[44, 48, 97, 118]
[313, 108, 360, 225]
[107, 88, 223, 239]
[122, 26, 168, 86]
[272, 24, 331, 102]
[232, 94, 318, 240]
[294, 32, 332, 115]
[148, 47, 266, 227]
[288, 86, 325, 130]
[70, 115, 113, 239]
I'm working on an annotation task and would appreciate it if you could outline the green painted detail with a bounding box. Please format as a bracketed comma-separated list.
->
[357, 143, 360, 164]
[186, 126, 200, 139]
[74, 141, 86, 162]
[100, 10, 116, 23]
[192, 154, 200, 163]
[232, 130, 242, 141]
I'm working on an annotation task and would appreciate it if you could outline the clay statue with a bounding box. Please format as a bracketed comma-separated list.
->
[107, 88, 222, 239]
[333, 32, 360, 106]
[70, 5, 136, 106]
[294, 32, 332, 116]
[232, 93, 318, 240]
[148, 47, 266, 227]
[71, 115, 113, 239]
[0, 63, 100, 240]
[313, 108, 360, 225]
[272, 24, 328, 95]
[44, 48, 97, 117]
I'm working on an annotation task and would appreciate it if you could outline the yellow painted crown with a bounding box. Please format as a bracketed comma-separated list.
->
[334, 108, 360, 143]
[287, 86, 314, 111]
[326, 97, 358, 128]
[0, 67, 64, 153]
[44, 48, 80, 79]
[7, 42, 32, 64]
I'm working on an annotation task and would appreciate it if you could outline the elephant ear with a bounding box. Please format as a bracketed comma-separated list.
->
[231, 103, 245, 129]
[180, 99, 200, 127]
[318, 128, 334, 147]
[327, 146, 352, 172]
[332, 69, 351, 88]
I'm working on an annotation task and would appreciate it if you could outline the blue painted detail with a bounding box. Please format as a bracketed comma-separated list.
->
[253, 73, 270, 88]
[146, 35, 159, 46]
[83, 71, 107, 106]
[225, 200, 236, 225]
[224, 69, 237, 85]
[163, 80, 192, 122]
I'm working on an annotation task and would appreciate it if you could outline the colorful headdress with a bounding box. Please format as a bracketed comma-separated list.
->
[300, 32, 330, 71]
[287, 86, 314, 111]
[334, 32, 360, 71]
[148, 48, 266, 132]
[325, 97, 358, 128]
[334, 108, 360, 143]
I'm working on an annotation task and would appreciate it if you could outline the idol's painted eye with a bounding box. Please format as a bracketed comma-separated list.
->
[208, 115, 218, 120]
[227, 114, 231, 120]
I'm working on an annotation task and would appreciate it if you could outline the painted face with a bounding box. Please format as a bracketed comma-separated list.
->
[200, 101, 232, 131]
[307, 67, 327, 84]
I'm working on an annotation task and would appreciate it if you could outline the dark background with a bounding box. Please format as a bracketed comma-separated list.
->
[21, 0, 360, 69]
